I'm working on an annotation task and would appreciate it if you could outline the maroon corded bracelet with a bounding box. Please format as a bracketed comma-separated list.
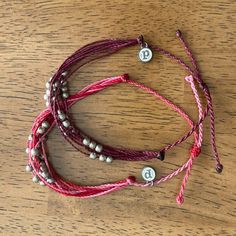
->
[25, 30, 223, 205]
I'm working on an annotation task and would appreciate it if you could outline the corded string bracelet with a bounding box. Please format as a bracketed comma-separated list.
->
[25, 30, 223, 205]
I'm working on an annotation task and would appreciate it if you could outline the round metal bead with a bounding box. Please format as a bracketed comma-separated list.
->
[99, 154, 106, 162]
[89, 152, 97, 159]
[42, 121, 50, 129]
[95, 144, 103, 153]
[39, 181, 45, 186]
[62, 81, 68, 86]
[62, 120, 70, 128]
[61, 86, 68, 92]
[45, 101, 49, 107]
[31, 148, 39, 157]
[45, 81, 50, 89]
[57, 110, 62, 115]
[41, 171, 49, 179]
[37, 127, 45, 134]
[58, 113, 66, 121]
[62, 92, 69, 99]
[106, 156, 113, 163]
[83, 137, 90, 146]
[61, 71, 68, 77]
[89, 141, 96, 150]
[43, 94, 48, 100]
[28, 134, 33, 141]
[32, 175, 39, 183]
[47, 178, 55, 184]
[53, 82, 59, 88]
[25, 164, 33, 172]
[46, 89, 50, 96]
[26, 148, 30, 154]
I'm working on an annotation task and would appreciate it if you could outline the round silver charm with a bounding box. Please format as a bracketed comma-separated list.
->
[141, 166, 156, 182]
[139, 47, 153, 62]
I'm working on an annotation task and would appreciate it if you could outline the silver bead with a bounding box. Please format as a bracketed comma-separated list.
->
[62, 120, 70, 128]
[106, 156, 113, 163]
[28, 134, 33, 141]
[57, 110, 62, 115]
[62, 93, 69, 99]
[45, 101, 49, 107]
[62, 81, 67, 86]
[31, 148, 39, 157]
[41, 171, 49, 179]
[47, 178, 55, 184]
[37, 127, 45, 134]
[46, 89, 50, 96]
[83, 137, 90, 146]
[39, 181, 45, 186]
[43, 94, 48, 100]
[42, 121, 50, 129]
[61, 71, 68, 77]
[95, 144, 103, 153]
[99, 154, 106, 162]
[25, 164, 33, 172]
[61, 86, 68, 92]
[45, 81, 50, 89]
[89, 141, 96, 150]
[32, 175, 39, 183]
[40, 162, 47, 172]
[89, 152, 97, 159]
[53, 82, 59, 88]
[25, 148, 30, 154]
[58, 113, 66, 121]
[141, 166, 156, 182]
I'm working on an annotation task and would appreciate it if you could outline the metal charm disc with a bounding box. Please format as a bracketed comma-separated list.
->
[141, 166, 156, 182]
[139, 47, 153, 62]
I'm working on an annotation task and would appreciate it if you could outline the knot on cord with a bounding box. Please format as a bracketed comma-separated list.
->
[176, 194, 184, 205]
[126, 176, 136, 185]
[216, 163, 224, 173]
[190, 144, 201, 159]
[121, 73, 129, 82]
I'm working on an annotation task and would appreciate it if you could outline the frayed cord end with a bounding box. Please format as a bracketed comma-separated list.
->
[176, 194, 184, 205]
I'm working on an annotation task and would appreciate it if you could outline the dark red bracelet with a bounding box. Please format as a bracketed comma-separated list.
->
[25, 30, 223, 205]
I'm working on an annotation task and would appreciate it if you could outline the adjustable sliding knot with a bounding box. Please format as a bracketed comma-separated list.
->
[121, 73, 129, 82]
[190, 144, 201, 159]
[137, 35, 145, 46]
[126, 176, 136, 185]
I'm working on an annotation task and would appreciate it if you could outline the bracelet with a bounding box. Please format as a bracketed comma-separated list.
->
[25, 30, 223, 205]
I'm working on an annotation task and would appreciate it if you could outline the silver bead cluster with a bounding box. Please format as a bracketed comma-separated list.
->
[44, 71, 69, 107]
[37, 120, 50, 135]
[25, 160, 55, 185]
[83, 137, 113, 163]
[44, 77, 53, 107]
[89, 152, 113, 163]
[61, 80, 69, 99]
[57, 110, 70, 128]
[38, 161, 55, 185]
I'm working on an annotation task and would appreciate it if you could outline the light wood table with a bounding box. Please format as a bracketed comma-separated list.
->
[0, 1, 235, 235]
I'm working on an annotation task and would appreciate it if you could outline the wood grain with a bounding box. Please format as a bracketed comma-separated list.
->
[0, 0, 235, 235]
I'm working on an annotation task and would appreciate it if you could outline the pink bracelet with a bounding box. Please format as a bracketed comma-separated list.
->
[25, 30, 223, 205]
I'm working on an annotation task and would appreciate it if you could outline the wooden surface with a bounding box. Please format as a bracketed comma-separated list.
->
[0, 0, 236, 235]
